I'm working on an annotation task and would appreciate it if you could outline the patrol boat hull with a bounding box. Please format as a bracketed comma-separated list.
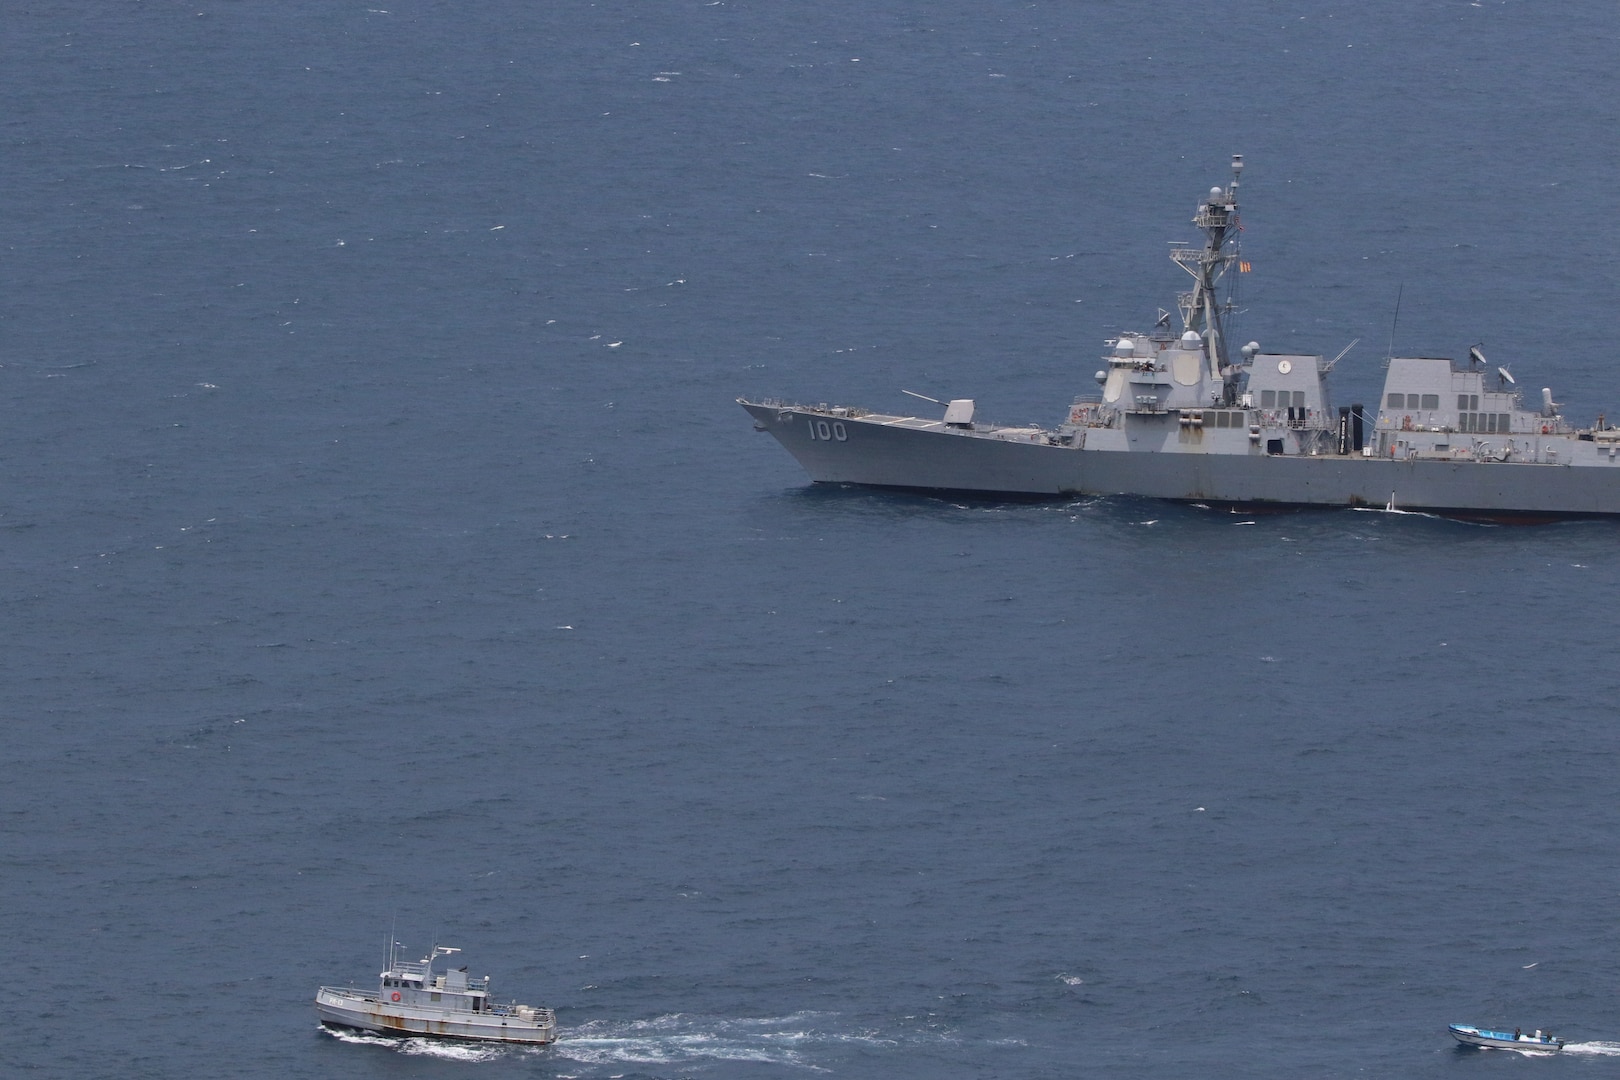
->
[741, 156, 1620, 521]
[315, 987, 556, 1044]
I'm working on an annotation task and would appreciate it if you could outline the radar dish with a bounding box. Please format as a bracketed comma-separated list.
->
[1498, 366, 1515, 385]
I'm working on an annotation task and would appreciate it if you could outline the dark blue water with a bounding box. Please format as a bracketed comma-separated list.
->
[6, 3, 1620, 1077]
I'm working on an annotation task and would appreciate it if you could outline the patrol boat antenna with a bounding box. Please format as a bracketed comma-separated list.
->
[1171, 153, 1244, 403]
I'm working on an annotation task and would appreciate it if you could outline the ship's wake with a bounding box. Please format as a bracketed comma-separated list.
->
[1350, 504, 1501, 526]
[1561, 1041, 1620, 1056]
[321, 1012, 961, 1069]
[554, 1011, 940, 1071]
[1350, 504, 1440, 519]
[319, 1025, 508, 1061]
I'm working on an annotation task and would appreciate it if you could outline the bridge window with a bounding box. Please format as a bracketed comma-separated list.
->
[1420, 394, 1439, 410]
[1388, 393, 1405, 408]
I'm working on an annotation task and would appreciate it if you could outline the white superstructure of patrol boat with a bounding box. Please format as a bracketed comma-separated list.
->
[316, 941, 556, 1045]
[740, 156, 1620, 521]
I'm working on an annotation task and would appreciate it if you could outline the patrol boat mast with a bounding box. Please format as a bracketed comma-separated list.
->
[1170, 153, 1244, 404]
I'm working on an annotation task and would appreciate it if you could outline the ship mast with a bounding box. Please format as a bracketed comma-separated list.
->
[1170, 154, 1244, 400]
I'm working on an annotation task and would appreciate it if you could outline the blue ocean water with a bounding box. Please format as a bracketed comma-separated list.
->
[5, 2, 1620, 1077]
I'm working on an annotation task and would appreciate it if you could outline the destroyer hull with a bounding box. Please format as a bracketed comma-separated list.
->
[742, 402, 1620, 519]
[315, 988, 556, 1045]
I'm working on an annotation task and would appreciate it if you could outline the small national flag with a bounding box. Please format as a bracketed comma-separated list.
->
[1239, 261, 1252, 273]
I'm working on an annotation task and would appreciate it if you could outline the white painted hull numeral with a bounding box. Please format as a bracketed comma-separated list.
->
[807, 419, 848, 442]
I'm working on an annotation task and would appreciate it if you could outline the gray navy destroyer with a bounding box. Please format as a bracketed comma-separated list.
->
[740, 156, 1620, 521]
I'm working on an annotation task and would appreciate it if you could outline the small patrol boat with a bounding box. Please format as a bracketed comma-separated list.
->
[1449, 1023, 1563, 1051]
[316, 941, 557, 1045]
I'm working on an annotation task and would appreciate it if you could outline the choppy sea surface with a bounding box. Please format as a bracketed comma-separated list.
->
[6, 3, 1620, 1078]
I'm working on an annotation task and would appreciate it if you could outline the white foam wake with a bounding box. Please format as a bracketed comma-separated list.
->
[1562, 1041, 1620, 1056]
[318, 1025, 508, 1062]
[555, 1012, 908, 1071]
[322, 1012, 955, 1069]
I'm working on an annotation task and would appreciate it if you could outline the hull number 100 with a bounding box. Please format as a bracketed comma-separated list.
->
[807, 419, 848, 442]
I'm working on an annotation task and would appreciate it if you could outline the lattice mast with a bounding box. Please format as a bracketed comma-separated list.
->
[1170, 154, 1244, 400]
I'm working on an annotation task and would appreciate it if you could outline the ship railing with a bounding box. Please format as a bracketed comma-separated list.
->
[389, 960, 432, 980]
[1171, 241, 1235, 263]
[1065, 399, 1112, 428]
[754, 399, 872, 419]
[419, 972, 490, 993]
[485, 1002, 558, 1024]
[318, 984, 378, 1001]
[1255, 409, 1326, 430]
